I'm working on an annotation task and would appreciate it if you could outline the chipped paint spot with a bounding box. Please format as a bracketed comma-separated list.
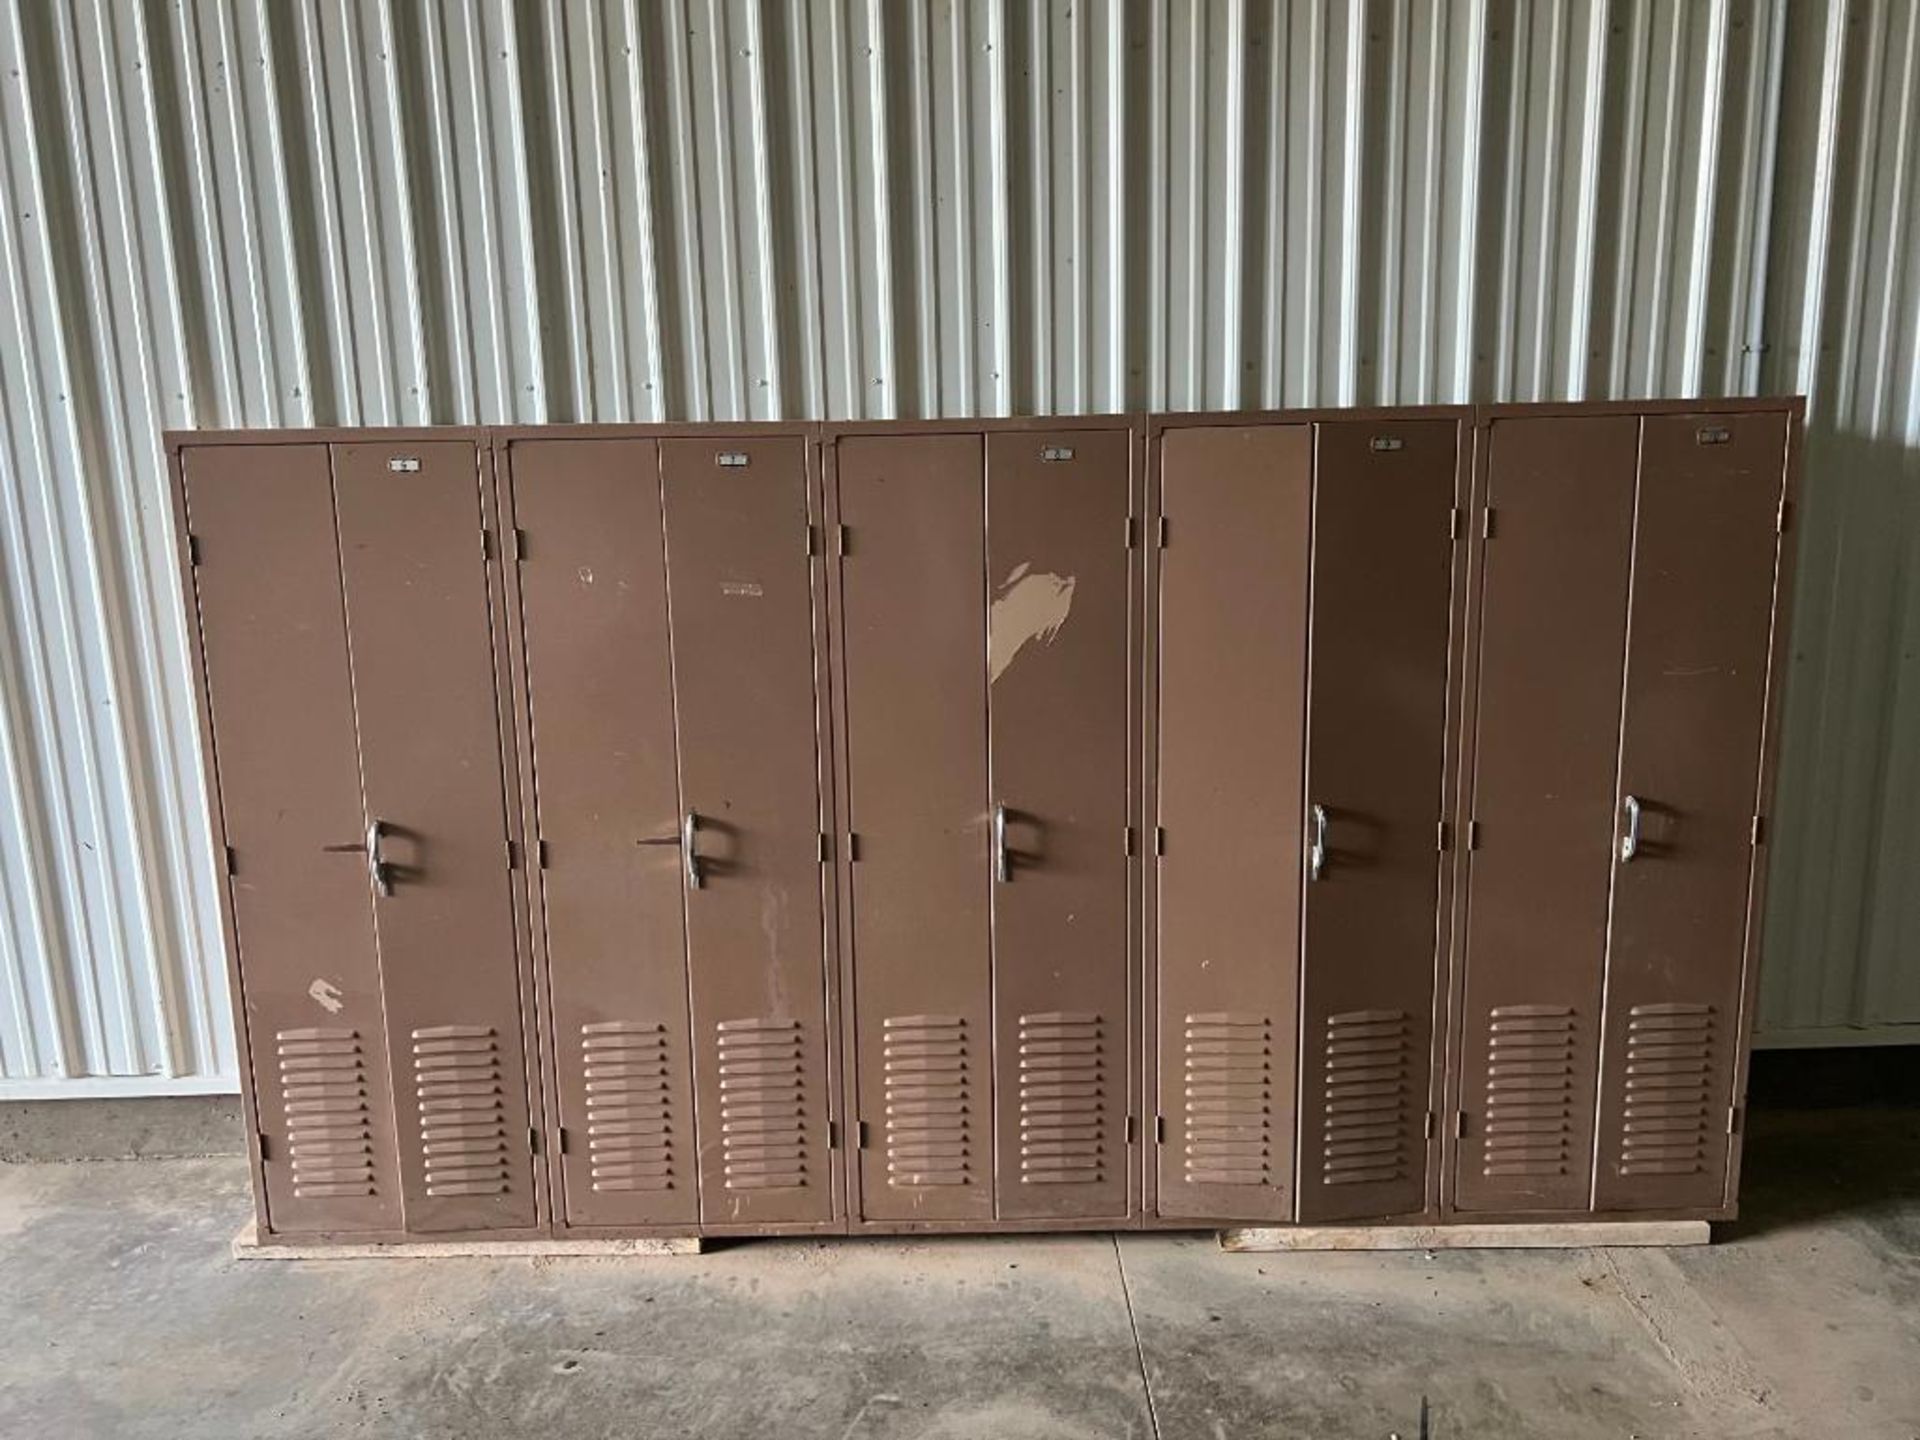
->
[577, 565, 594, 585]
[308, 978, 344, 1015]
[989, 564, 1076, 683]
[721, 580, 765, 597]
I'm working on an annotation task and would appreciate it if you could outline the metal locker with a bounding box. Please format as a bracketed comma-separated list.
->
[1452, 415, 1638, 1214]
[834, 433, 995, 1224]
[1296, 418, 1461, 1223]
[1593, 412, 1789, 1214]
[506, 438, 700, 1230]
[659, 437, 837, 1229]
[181, 443, 403, 1238]
[986, 429, 1135, 1223]
[331, 440, 538, 1235]
[1153, 424, 1311, 1223]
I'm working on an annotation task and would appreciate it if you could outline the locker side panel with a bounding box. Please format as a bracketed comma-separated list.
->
[1154, 425, 1310, 1222]
[1298, 419, 1459, 1222]
[837, 435, 994, 1223]
[986, 429, 1134, 1222]
[1594, 413, 1788, 1213]
[333, 440, 537, 1234]
[1453, 416, 1637, 1214]
[660, 437, 836, 1228]
[182, 444, 401, 1237]
[509, 439, 700, 1229]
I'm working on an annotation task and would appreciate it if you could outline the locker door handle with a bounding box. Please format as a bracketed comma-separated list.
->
[1308, 803, 1329, 881]
[1619, 794, 1642, 863]
[992, 803, 1010, 884]
[367, 818, 392, 898]
[682, 811, 703, 890]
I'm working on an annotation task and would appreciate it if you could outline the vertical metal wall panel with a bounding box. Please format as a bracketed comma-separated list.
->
[3, 0, 1918, 1096]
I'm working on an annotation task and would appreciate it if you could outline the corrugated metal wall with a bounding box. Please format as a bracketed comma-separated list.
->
[1, 0, 1914, 1095]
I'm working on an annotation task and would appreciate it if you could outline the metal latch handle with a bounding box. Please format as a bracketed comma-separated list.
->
[1620, 794, 1642, 863]
[1308, 803, 1329, 882]
[992, 803, 1010, 884]
[682, 812, 702, 889]
[367, 818, 392, 897]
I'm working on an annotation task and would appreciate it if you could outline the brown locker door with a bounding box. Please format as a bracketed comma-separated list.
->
[183, 444, 400, 1237]
[1594, 412, 1787, 1213]
[837, 435, 994, 1223]
[1453, 417, 1637, 1214]
[1154, 426, 1311, 1222]
[986, 429, 1134, 1222]
[660, 437, 834, 1227]
[333, 440, 536, 1234]
[510, 439, 699, 1229]
[1297, 418, 1459, 1222]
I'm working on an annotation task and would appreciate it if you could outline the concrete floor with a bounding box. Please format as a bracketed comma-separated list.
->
[0, 1110, 1914, 1439]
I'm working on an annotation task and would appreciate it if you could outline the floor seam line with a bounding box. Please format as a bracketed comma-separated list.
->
[1110, 1232, 1164, 1440]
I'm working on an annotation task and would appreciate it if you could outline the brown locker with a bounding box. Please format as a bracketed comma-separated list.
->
[331, 440, 537, 1234]
[1452, 416, 1638, 1214]
[660, 437, 836, 1228]
[1297, 418, 1460, 1223]
[1593, 412, 1788, 1213]
[182, 444, 402, 1238]
[835, 434, 994, 1224]
[986, 429, 1135, 1222]
[507, 439, 700, 1230]
[1154, 425, 1311, 1222]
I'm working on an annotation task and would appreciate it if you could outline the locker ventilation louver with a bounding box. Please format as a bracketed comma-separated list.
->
[882, 1015, 973, 1187]
[716, 1018, 808, 1190]
[1181, 1012, 1273, 1186]
[411, 1025, 511, 1197]
[581, 1021, 676, 1192]
[1618, 1003, 1717, 1176]
[1017, 1012, 1106, 1185]
[1322, 1009, 1411, 1187]
[275, 1027, 377, 1199]
[1482, 1005, 1578, 1178]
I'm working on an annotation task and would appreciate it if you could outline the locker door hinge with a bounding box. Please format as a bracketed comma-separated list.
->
[1727, 1105, 1743, 1136]
[1157, 515, 1169, 548]
[1154, 825, 1166, 857]
[514, 527, 528, 562]
[1125, 1115, 1138, 1145]
[1481, 508, 1496, 539]
[256, 1132, 272, 1163]
[1126, 515, 1139, 549]
[1450, 506, 1463, 540]
[506, 838, 520, 870]
[835, 523, 850, 557]
[827, 1120, 840, 1150]
[1125, 825, 1137, 857]
[1776, 497, 1792, 534]
[1154, 1115, 1166, 1144]
[1436, 820, 1449, 853]
[537, 839, 550, 870]
[187, 534, 202, 566]
[481, 528, 495, 561]
[1453, 1111, 1468, 1139]
[224, 844, 237, 876]
[1751, 814, 1765, 846]
[805, 522, 818, 556]
[818, 831, 831, 863]
[527, 1127, 540, 1156]
[857, 1120, 871, 1150]
[556, 1126, 570, 1155]
[1467, 819, 1481, 850]
[1424, 1110, 1438, 1140]
[846, 831, 860, 863]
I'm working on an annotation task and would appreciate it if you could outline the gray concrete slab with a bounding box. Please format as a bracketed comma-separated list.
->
[0, 1110, 1915, 1439]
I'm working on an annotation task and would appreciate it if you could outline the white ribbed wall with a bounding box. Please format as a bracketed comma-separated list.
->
[0, 0, 1914, 1094]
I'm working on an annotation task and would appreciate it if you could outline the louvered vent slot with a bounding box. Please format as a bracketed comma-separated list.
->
[1483, 1005, 1577, 1178]
[1618, 1003, 1716, 1176]
[581, 1021, 675, 1192]
[412, 1025, 510, 1197]
[276, 1026, 377, 1199]
[1182, 1012, 1272, 1186]
[882, 1014, 972, 1187]
[1322, 1009, 1411, 1187]
[1018, 1011, 1106, 1185]
[716, 1018, 808, 1191]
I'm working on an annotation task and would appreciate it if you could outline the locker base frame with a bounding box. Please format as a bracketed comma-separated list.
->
[232, 1222, 704, 1260]
[1219, 1221, 1710, 1252]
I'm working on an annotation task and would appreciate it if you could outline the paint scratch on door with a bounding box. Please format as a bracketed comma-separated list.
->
[308, 978, 344, 1015]
[989, 563, 1076, 683]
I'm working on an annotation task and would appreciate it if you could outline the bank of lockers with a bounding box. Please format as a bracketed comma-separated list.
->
[167, 399, 1799, 1245]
